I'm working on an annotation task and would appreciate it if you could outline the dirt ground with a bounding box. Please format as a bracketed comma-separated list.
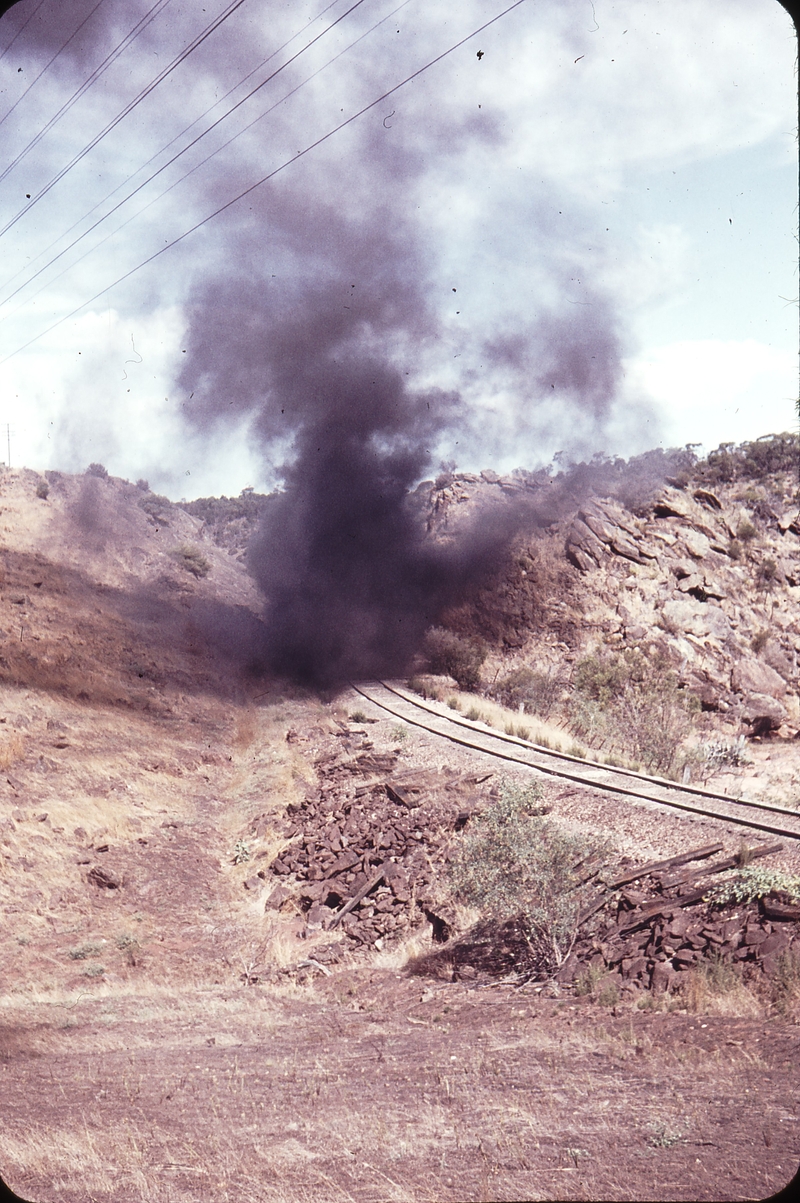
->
[1, 970, 799, 1203]
[1, 465, 799, 1201]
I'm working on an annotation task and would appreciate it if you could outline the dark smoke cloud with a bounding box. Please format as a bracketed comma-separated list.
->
[4, 1, 665, 688]
[171, 14, 644, 688]
[178, 201, 516, 686]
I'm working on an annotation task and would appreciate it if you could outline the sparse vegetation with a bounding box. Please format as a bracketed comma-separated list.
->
[67, 942, 105, 961]
[751, 629, 770, 653]
[422, 627, 487, 691]
[449, 780, 611, 974]
[232, 840, 251, 865]
[705, 867, 800, 907]
[569, 648, 696, 775]
[173, 544, 210, 578]
[737, 518, 757, 542]
[86, 462, 109, 479]
[137, 492, 172, 525]
[35, 478, 49, 500]
[492, 665, 562, 719]
[390, 724, 408, 742]
[349, 711, 366, 723]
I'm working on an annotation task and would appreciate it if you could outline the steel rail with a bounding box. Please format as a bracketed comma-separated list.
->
[349, 681, 800, 843]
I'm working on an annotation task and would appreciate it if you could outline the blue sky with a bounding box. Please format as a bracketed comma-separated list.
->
[0, 0, 796, 498]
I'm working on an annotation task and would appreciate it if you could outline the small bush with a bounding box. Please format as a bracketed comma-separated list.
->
[758, 557, 779, 586]
[423, 627, 487, 691]
[702, 737, 749, 772]
[233, 840, 251, 865]
[727, 539, 743, 561]
[569, 648, 694, 775]
[705, 867, 800, 907]
[390, 725, 408, 742]
[446, 696, 460, 711]
[466, 706, 482, 722]
[138, 493, 171, 525]
[86, 463, 109, 479]
[349, 711, 366, 723]
[737, 518, 757, 542]
[174, 544, 210, 578]
[449, 780, 611, 974]
[136, 479, 150, 491]
[67, 942, 104, 961]
[751, 629, 770, 653]
[493, 666, 562, 718]
[35, 478, 49, 500]
[515, 725, 531, 741]
[82, 964, 105, 978]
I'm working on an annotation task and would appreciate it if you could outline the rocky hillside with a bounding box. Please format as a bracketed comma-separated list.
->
[414, 435, 800, 797]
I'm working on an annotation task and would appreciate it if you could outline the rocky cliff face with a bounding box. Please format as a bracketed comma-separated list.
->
[418, 442, 800, 749]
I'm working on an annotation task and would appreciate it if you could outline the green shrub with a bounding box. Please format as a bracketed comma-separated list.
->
[349, 711, 366, 723]
[138, 493, 171, 525]
[737, 518, 757, 542]
[449, 780, 611, 973]
[233, 840, 251, 865]
[705, 866, 800, 907]
[67, 942, 104, 961]
[493, 666, 562, 718]
[174, 544, 210, 578]
[86, 463, 108, 479]
[423, 627, 487, 691]
[569, 648, 693, 775]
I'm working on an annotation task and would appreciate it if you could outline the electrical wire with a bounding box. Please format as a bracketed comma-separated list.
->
[0, 0, 370, 311]
[0, 0, 48, 64]
[0, 0, 529, 366]
[0, 0, 343, 298]
[0, 0, 108, 130]
[0, 0, 175, 189]
[0, 0, 249, 240]
[0, 0, 412, 321]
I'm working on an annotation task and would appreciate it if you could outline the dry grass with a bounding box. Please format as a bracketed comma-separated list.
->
[0, 730, 25, 769]
[406, 681, 572, 753]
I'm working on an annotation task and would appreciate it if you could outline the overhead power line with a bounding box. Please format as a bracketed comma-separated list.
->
[0, 0, 373, 313]
[0, 0, 109, 130]
[0, 0, 343, 300]
[0, 0, 48, 64]
[0, 0, 412, 320]
[0, 0, 529, 367]
[0, 0, 175, 189]
[0, 0, 249, 241]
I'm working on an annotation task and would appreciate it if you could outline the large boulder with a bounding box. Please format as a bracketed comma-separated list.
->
[741, 693, 787, 735]
[661, 598, 731, 641]
[731, 658, 787, 699]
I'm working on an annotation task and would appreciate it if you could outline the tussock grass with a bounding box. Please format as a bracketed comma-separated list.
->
[408, 684, 571, 753]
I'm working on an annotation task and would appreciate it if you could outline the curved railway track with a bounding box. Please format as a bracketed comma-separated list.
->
[351, 680, 800, 843]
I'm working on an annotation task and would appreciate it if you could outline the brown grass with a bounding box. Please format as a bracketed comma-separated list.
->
[0, 730, 25, 770]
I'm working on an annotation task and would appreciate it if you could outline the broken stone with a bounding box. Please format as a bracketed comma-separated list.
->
[265, 885, 294, 911]
[87, 866, 120, 889]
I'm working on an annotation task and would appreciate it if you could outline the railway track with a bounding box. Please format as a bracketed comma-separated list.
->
[351, 680, 800, 843]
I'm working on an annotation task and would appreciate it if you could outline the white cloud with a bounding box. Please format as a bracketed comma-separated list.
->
[625, 339, 798, 450]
